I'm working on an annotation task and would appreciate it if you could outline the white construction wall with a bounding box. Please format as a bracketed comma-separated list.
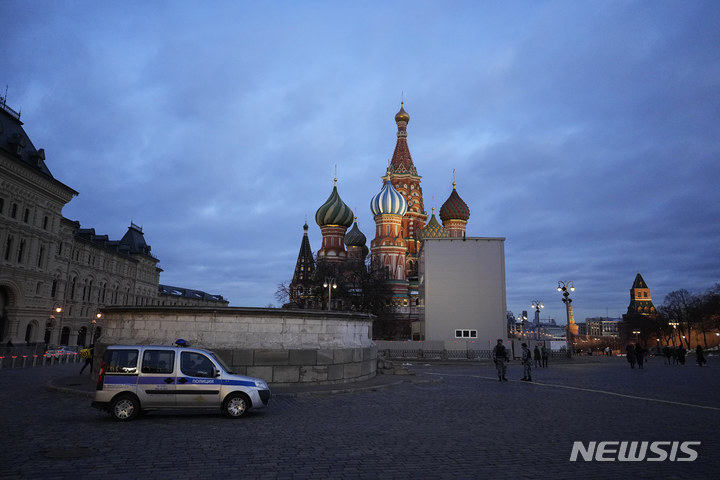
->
[419, 238, 507, 350]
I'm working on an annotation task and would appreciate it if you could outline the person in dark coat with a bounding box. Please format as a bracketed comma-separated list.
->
[541, 345, 549, 367]
[677, 345, 687, 365]
[635, 343, 645, 369]
[626, 344, 637, 369]
[533, 345, 542, 368]
[696, 345, 707, 366]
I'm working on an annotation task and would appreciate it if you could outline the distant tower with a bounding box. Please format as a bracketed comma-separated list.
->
[288, 222, 316, 307]
[627, 273, 656, 315]
[315, 177, 354, 264]
[370, 175, 408, 299]
[439, 180, 470, 238]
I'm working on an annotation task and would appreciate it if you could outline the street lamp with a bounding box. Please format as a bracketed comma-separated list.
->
[531, 300, 544, 340]
[90, 312, 102, 344]
[557, 281, 575, 357]
[632, 330, 641, 343]
[49, 304, 63, 345]
[517, 312, 528, 338]
[323, 277, 337, 311]
[668, 321, 679, 347]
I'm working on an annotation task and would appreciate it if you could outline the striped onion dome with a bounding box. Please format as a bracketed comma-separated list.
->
[344, 218, 367, 247]
[315, 180, 354, 227]
[439, 182, 470, 222]
[419, 208, 449, 239]
[370, 179, 408, 217]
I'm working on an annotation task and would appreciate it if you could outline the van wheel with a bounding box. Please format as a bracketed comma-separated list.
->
[222, 393, 249, 418]
[111, 394, 139, 422]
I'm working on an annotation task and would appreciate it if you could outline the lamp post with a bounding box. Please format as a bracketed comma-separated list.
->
[557, 281, 575, 357]
[531, 300, 544, 340]
[49, 304, 63, 345]
[322, 277, 337, 311]
[517, 312, 528, 338]
[90, 312, 101, 344]
[668, 321, 679, 347]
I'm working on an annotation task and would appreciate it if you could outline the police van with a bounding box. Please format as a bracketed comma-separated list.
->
[91, 341, 270, 421]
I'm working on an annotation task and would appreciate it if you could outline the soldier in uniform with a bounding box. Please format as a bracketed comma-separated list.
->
[492, 339, 509, 382]
[521, 342, 532, 382]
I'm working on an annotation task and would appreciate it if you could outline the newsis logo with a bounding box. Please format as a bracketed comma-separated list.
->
[570, 441, 700, 462]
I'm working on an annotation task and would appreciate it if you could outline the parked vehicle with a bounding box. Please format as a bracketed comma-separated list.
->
[91, 342, 271, 421]
[44, 346, 78, 358]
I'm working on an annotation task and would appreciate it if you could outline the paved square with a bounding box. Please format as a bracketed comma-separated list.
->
[0, 356, 717, 479]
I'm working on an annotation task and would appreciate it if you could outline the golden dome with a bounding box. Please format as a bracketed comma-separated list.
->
[395, 102, 410, 124]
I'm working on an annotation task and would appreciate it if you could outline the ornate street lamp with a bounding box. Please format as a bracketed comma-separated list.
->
[323, 277, 337, 311]
[557, 281, 575, 357]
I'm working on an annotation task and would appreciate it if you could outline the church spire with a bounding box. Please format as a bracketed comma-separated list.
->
[288, 222, 316, 308]
[388, 102, 417, 176]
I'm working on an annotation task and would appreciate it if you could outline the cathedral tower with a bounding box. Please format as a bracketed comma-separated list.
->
[315, 178, 354, 264]
[385, 103, 427, 279]
[439, 180, 470, 238]
[288, 222, 316, 307]
[370, 176, 409, 300]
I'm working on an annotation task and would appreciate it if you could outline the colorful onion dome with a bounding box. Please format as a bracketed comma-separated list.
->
[395, 102, 410, 124]
[344, 218, 367, 247]
[420, 208, 449, 239]
[370, 179, 408, 217]
[315, 179, 354, 227]
[439, 182, 470, 222]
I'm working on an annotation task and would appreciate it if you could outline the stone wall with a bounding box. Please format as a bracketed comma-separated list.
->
[95, 306, 377, 386]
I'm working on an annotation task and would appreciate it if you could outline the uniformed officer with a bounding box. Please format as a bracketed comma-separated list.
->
[492, 339, 509, 382]
[520, 342, 532, 382]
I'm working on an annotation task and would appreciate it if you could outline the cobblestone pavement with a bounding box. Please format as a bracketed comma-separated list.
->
[1, 356, 718, 479]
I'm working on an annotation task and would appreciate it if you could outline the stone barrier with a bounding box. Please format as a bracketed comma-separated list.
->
[95, 306, 377, 385]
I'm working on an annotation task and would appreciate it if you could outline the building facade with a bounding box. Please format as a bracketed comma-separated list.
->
[0, 95, 227, 349]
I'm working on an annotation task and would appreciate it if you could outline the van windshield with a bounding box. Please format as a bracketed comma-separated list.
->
[208, 351, 234, 374]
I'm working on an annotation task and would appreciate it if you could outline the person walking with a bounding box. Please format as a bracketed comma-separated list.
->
[626, 344, 637, 369]
[663, 346, 672, 365]
[79, 344, 93, 374]
[492, 339, 509, 382]
[635, 343, 645, 369]
[533, 345, 542, 368]
[541, 345, 549, 368]
[677, 345, 686, 365]
[520, 342, 532, 381]
[696, 345, 707, 366]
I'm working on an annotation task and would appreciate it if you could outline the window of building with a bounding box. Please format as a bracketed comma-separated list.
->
[4, 236, 13, 260]
[455, 329, 477, 338]
[23, 208, 30, 223]
[17, 239, 25, 263]
[43, 216, 48, 229]
[11, 203, 18, 219]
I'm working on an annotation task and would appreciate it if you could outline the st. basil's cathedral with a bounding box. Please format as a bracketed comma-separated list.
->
[287, 104, 471, 331]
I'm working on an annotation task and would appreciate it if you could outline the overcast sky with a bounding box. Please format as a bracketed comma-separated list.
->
[3, 1, 719, 323]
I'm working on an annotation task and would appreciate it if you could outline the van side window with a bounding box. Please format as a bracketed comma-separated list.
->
[142, 350, 175, 374]
[104, 349, 139, 373]
[181, 352, 215, 378]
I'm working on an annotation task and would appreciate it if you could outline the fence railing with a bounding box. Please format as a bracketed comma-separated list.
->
[0, 350, 82, 369]
[379, 348, 570, 361]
